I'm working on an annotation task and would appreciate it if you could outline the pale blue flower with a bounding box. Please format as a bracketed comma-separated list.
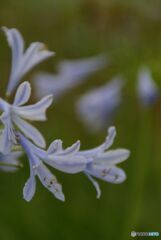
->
[76, 78, 124, 132]
[137, 67, 160, 106]
[33, 54, 107, 99]
[0, 81, 53, 153]
[0, 26, 130, 203]
[2, 27, 54, 96]
[18, 133, 65, 202]
[18, 133, 90, 202]
[79, 126, 130, 198]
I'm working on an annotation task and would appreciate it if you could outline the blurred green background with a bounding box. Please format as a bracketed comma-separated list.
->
[0, 0, 161, 239]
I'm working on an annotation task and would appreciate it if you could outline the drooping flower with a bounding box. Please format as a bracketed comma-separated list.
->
[79, 126, 130, 198]
[17, 127, 130, 201]
[33, 54, 107, 99]
[2, 27, 54, 96]
[137, 67, 160, 107]
[18, 132, 90, 202]
[76, 78, 124, 132]
[0, 81, 53, 153]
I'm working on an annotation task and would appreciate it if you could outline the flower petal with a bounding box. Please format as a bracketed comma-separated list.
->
[22, 42, 54, 77]
[2, 27, 24, 95]
[102, 126, 116, 150]
[86, 164, 126, 184]
[23, 173, 36, 202]
[59, 140, 80, 156]
[45, 155, 88, 174]
[96, 149, 130, 165]
[3, 27, 54, 95]
[13, 81, 31, 106]
[13, 115, 46, 148]
[36, 163, 65, 201]
[0, 98, 10, 112]
[13, 95, 53, 121]
[85, 172, 101, 199]
[79, 126, 116, 158]
[47, 140, 63, 155]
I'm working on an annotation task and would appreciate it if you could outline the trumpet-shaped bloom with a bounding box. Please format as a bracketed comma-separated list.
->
[18, 133, 65, 202]
[18, 133, 90, 201]
[18, 127, 129, 201]
[137, 67, 160, 106]
[76, 78, 124, 132]
[79, 126, 130, 198]
[33, 54, 107, 99]
[0, 81, 53, 153]
[2, 27, 54, 96]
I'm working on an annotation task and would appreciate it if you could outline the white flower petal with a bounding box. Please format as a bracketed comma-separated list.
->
[79, 126, 116, 158]
[13, 115, 46, 148]
[0, 98, 10, 112]
[45, 155, 87, 174]
[13, 81, 31, 106]
[59, 140, 80, 156]
[13, 95, 53, 121]
[96, 149, 130, 165]
[2, 27, 24, 95]
[47, 140, 63, 155]
[86, 164, 126, 184]
[21, 42, 54, 77]
[102, 126, 116, 150]
[85, 173, 101, 199]
[23, 173, 36, 202]
[2, 27, 24, 74]
[36, 163, 65, 201]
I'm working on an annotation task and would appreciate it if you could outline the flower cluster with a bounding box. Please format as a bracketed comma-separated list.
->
[0, 27, 130, 202]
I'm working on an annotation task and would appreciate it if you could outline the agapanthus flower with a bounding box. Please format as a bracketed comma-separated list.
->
[33, 54, 107, 99]
[18, 132, 91, 201]
[0, 27, 130, 202]
[79, 126, 130, 198]
[0, 81, 53, 153]
[2, 27, 54, 96]
[137, 66, 160, 106]
[76, 78, 124, 132]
